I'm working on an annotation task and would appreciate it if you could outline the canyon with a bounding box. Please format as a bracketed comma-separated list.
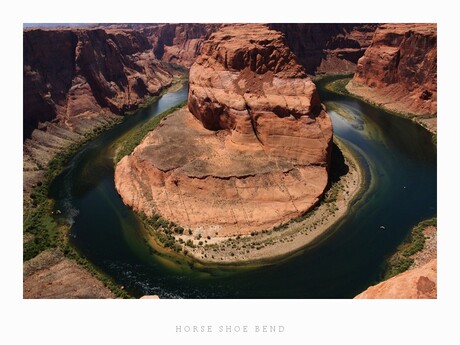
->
[346, 23, 437, 132]
[23, 23, 437, 299]
[115, 24, 333, 236]
[23, 23, 375, 198]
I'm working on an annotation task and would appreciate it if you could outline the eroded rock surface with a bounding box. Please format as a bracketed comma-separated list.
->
[23, 27, 180, 139]
[23, 27, 184, 198]
[115, 24, 332, 236]
[347, 24, 437, 131]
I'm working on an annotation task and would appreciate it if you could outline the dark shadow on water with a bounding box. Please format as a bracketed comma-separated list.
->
[329, 142, 349, 184]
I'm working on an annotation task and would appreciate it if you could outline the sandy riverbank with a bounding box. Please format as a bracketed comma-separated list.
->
[143, 137, 364, 266]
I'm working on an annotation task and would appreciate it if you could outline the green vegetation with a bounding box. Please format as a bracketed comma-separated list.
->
[24, 121, 121, 261]
[383, 217, 437, 279]
[115, 100, 187, 162]
[61, 242, 130, 298]
[324, 77, 352, 95]
[23, 76, 189, 297]
[23, 120, 131, 297]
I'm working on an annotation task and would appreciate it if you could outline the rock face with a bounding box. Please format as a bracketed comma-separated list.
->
[355, 259, 437, 299]
[90, 23, 221, 67]
[347, 24, 437, 129]
[270, 24, 377, 75]
[115, 24, 333, 236]
[149, 23, 221, 67]
[23, 27, 179, 140]
[23, 27, 184, 198]
[23, 23, 376, 142]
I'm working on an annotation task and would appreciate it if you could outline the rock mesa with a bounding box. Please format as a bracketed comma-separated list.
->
[115, 24, 333, 236]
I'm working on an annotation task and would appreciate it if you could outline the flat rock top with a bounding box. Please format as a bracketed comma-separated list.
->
[137, 108, 295, 178]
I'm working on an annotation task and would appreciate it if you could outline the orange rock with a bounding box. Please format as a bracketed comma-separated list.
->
[355, 259, 437, 299]
[23, 27, 178, 139]
[348, 24, 437, 118]
[115, 24, 332, 236]
[188, 24, 332, 163]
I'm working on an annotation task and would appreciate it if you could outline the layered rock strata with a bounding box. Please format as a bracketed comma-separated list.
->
[148, 23, 221, 67]
[115, 24, 333, 236]
[23, 27, 180, 139]
[23, 27, 183, 196]
[346, 24, 437, 131]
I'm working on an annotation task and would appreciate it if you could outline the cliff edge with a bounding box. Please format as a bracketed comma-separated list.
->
[346, 24, 437, 132]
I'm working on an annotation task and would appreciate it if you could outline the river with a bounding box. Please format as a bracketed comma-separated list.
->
[49, 80, 436, 298]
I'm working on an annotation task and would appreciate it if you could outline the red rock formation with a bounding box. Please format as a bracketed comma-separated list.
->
[23, 23, 377, 141]
[355, 259, 437, 299]
[89, 23, 220, 67]
[347, 24, 437, 130]
[148, 24, 221, 67]
[23, 27, 179, 139]
[115, 24, 333, 236]
[188, 24, 331, 163]
[269, 24, 377, 75]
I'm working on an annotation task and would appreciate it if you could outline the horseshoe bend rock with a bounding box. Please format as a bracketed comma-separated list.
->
[115, 24, 333, 236]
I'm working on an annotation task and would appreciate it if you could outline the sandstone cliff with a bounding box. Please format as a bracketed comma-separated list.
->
[148, 23, 221, 67]
[23, 27, 179, 140]
[346, 24, 437, 132]
[269, 24, 376, 75]
[115, 24, 333, 236]
[23, 27, 184, 196]
[90, 23, 220, 67]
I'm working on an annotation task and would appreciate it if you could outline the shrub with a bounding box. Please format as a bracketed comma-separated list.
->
[174, 226, 184, 234]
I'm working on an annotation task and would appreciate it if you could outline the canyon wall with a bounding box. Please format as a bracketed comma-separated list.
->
[148, 23, 221, 67]
[115, 24, 333, 236]
[24, 23, 376, 197]
[23, 27, 179, 140]
[24, 23, 376, 141]
[91, 23, 220, 67]
[347, 24, 437, 132]
[269, 24, 376, 75]
[23, 27, 180, 196]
